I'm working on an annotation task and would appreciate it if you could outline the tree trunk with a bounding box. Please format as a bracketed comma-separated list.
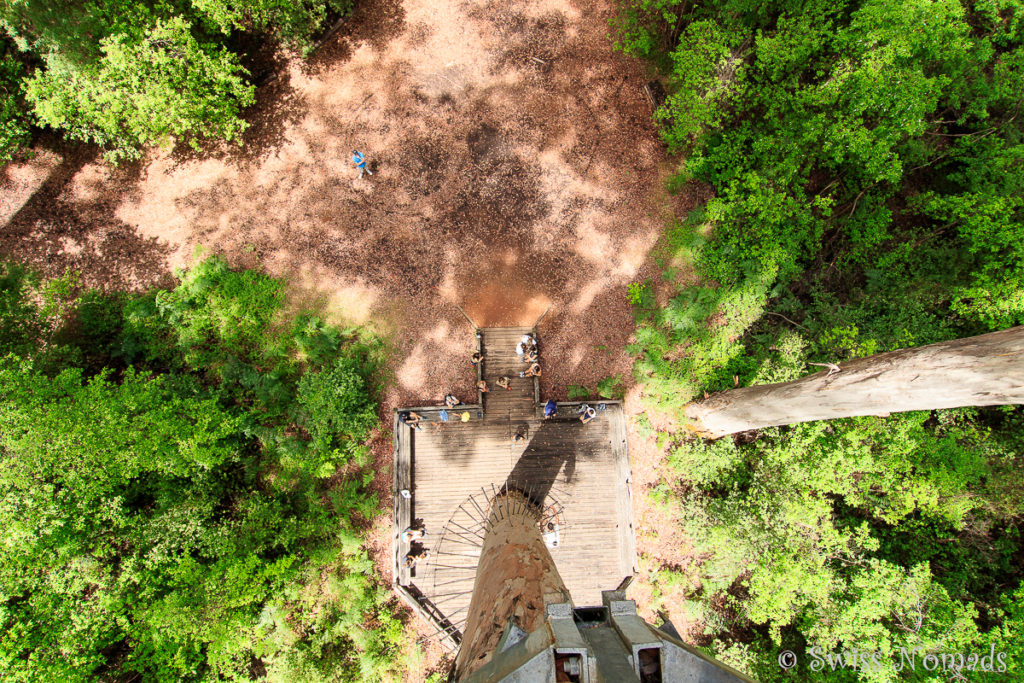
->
[452, 490, 571, 680]
[684, 326, 1024, 438]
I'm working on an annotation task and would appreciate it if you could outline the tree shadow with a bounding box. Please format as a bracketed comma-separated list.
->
[502, 418, 583, 506]
[307, 0, 408, 74]
[169, 65, 306, 167]
[0, 146, 173, 291]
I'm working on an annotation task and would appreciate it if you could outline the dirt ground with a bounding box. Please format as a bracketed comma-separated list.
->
[0, 0, 700, 678]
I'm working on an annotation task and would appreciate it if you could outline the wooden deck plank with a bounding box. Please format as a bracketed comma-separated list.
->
[480, 327, 539, 420]
[392, 328, 635, 651]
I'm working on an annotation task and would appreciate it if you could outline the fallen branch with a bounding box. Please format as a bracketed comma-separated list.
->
[765, 311, 809, 330]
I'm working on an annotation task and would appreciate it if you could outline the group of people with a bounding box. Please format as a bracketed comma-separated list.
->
[516, 333, 542, 378]
[398, 410, 424, 431]
[396, 330, 605, 575]
[542, 398, 596, 423]
[399, 332, 601, 431]
[400, 395, 472, 431]
[474, 333, 543, 394]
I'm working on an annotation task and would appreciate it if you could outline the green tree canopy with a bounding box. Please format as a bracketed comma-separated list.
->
[0, 256, 406, 681]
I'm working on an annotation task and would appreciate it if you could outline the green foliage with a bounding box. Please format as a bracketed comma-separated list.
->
[626, 279, 651, 306]
[0, 262, 85, 369]
[26, 17, 253, 162]
[567, 384, 591, 400]
[596, 374, 625, 399]
[616, 0, 1024, 678]
[660, 413, 1015, 680]
[0, 42, 29, 160]
[657, 19, 745, 147]
[0, 0, 355, 162]
[610, 0, 688, 62]
[0, 260, 42, 355]
[155, 250, 285, 365]
[192, 0, 355, 55]
[294, 356, 377, 475]
[0, 257, 406, 681]
[620, 0, 1024, 415]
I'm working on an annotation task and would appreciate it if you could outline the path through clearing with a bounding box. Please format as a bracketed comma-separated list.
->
[2, 0, 670, 410]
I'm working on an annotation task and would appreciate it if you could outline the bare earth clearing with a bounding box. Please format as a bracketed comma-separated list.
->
[0, 0, 706, 676]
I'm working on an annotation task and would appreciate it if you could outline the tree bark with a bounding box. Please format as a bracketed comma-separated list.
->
[684, 326, 1024, 438]
[452, 490, 571, 680]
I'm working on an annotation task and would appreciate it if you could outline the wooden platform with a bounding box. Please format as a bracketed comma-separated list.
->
[392, 327, 636, 650]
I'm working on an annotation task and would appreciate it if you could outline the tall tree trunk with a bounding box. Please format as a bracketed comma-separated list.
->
[685, 326, 1024, 438]
[452, 490, 571, 680]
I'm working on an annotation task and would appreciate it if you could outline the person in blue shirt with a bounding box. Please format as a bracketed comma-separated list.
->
[352, 149, 373, 179]
[543, 399, 557, 420]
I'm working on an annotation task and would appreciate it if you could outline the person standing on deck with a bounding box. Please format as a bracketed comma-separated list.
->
[543, 399, 557, 420]
[352, 150, 372, 179]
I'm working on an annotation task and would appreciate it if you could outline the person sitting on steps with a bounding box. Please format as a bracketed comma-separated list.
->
[520, 363, 541, 378]
[524, 347, 539, 363]
[401, 526, 427, 543]
[471, 351, 484, 365]
[477, 380, 490, 393]
[444, 394, 460, 408]
[496, 376, 512, 391]
[516, 333, 536, 361]
[400, 411, 424, 431]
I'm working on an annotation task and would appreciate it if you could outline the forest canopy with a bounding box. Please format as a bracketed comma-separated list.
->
[0, 0, 352, 162]
[616, 0, 1024, 680]
[0, 256, 406, 681]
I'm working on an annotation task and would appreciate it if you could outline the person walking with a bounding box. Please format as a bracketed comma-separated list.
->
[352, 149, 373, 179]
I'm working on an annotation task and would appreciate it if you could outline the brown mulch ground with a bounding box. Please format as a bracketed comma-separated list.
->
[0, 0, 711, 678]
